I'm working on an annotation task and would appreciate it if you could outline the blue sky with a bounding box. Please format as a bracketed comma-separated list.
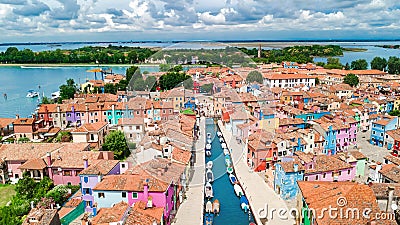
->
[0, 0, 400, 42]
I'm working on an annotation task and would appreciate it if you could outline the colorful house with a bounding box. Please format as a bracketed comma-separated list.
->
[370, 115, 398, 147]
[274, 160, 304, 200]
[247, 130, 277, 171]
[79, 160, 128, 214]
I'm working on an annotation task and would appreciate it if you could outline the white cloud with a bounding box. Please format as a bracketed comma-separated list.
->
[198, 11, 226, 24]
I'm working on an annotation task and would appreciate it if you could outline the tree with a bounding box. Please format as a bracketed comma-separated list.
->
[104, 83, 117, 94]
[102, 131, 129, 160]
[15, 174, 37, 200]
[246, 71, 263, 84]
[59, 79, 76, 102]
[343, 73, 359, 87]
[351, 59, 368, 70]
[158, 72, 191, 90]
[388, 56, 400, 74]
[389, 110, 400, 117]
[323, 57, 343, 69]
[315, 77, 320, 85]
[168, 65, 183, 72]
[41, 96, 53, 104]
[125, 66, 140, 82]
[55, 131, 71, 142]
[371, 57, 387, 71]
[344, 62, 350, 70]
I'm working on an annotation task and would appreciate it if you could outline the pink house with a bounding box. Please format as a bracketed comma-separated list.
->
[294, 152, 356, 182]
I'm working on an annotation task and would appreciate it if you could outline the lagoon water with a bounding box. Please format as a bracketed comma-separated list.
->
[0, 66, 160, 118]
[1, 41, 400, 118]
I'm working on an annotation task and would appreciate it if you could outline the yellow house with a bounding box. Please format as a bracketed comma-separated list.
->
[394, 98, 400, 111]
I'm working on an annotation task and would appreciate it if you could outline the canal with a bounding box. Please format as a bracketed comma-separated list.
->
[205, 118, 255, 225]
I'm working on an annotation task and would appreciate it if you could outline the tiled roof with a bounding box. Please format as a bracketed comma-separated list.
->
[93, 174, 169, 192]
[79, 160, 120, 175]
[379, 165, 400, 183]
[348, 151, 367, 160]
[19, 158, 47, 170]
[124, 210, 160, 225]
[171, 147, 191, 165]
[118, 117, 145, 125]
[370, 183, 400, 198]
[72, 122, 107, 133]
[384, 155, 400, 166]
[278, 159, 306, 173]
[13, 118, 35, 125]
[0, 118, 15, 128]
[91, 201, 129, 225]
[131, 201, 164, 224]
[22, 208, 59, 225]
[305, 155, 353, 174]
[297, 181, 392, 224]
[50, 150, 102, 169]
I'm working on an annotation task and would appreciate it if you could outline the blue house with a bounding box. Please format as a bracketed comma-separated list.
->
[282, 62, 299, 69]
[295, 111, 331, 123]
[386, 99, 394, 113]
[184, 100, 196, 110]
[313, 122, 337, 155]
[370, 116, 398, 147]
[274, 160, 304, 200]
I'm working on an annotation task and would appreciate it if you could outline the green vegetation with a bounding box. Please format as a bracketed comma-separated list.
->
[377, 45, 400, 49]
[181, 108, 195, 115]
[55, 131, 72, 142]
[41, 96, 54, 104]
[342, 48, 368, 52]
[343, 73, 359, 87]
[102, 130, 130, 160]
[388, 56, 400, 74]
[0, 175, 76, 225]
[201, 83, 214, 94]
[159, 64, 172, 72]
[246, 71, 263, 84]
[241, 45, 344, 64]
[389, 110, 400, 117]
[158, 66, 192, 90]
[0, 45, 156, 64]
[17, 137, 30, 143]
[371, 57, 387, 71]
[0, 184, 15, 207]
[321, 57, 343, 69]
[59, 79, 77, 103]
[351, 59, 368, 70]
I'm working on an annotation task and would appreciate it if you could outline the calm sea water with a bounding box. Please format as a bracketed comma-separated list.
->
[0, 66, 159, 118]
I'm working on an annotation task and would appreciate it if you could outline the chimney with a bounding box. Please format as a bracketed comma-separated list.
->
[83, 156, 88, 169]
[15, 114, 20, 119]
[387, 186, 395, 212]
[46, 152, 53, 179]
[46, 152, 52, 165]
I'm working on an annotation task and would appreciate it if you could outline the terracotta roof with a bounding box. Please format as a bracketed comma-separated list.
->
[348, 151, 367, 160]
[118, 117, 145, 125]
[171, 147, 191, 165]
[386, 129, 400, 141]
[379, 165, 400, 183]
[305, 155, 353, 174]
[50, 150, 103, 169]
[19, 158, 47, 170]
[72, 122, 108, 133]
[384, 155, 400, 166]
[124, 210, 160, 225]
[22, 208, 59, 225]
[93, 174, 169, 192]
[79, 160, 120, 175]
[370, 183, 400, 198]
[0, 118, 15, 128]
[13, 118, 35, 125]
[91, 201, 129, 225]
[130, 201, 164, 224]
[298, 181, 393, 224]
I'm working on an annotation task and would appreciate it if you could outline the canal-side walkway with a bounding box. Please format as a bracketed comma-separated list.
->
[173, 117, 205, 225]
[217, 120, 295, 225]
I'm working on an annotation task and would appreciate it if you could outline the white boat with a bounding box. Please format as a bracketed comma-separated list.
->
[205, 200, 213, 212]
[225, 157, 232, 166]
[206, 161, 213, 169]
[207, 133, 212, 139]
[205, 183, 214, 199]
[221, 143, 227, 149]
[206, 150, 212, 157]
[223, 148, 230, 155]
[26, 90, 39, 98]
[240, 196, 249, 212]
[227, 166, 234, 174]
[217, 131, 222, 137]
[229, 174, 238, 184]
[212, 199, 220, 214]
[234, 184, 244, 197]
[207, 139, 212, 144]
[219, 137, 224, 143]
[205, 144, 211, 150]
[51, 91, 60, 100]
[206, 169, 214, 183]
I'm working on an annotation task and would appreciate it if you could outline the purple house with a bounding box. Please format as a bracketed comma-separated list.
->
[79, 160, 129, 214]
[93, 159, 186, 225]
[66, 105, 81, 127]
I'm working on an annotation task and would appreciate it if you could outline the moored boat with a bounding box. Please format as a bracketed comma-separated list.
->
[212, 199, 220, 214]
[234, 184, 244, 197]
[204, 213, 214, 225]
[207, 132, 212, 139]
[240, 195, 249, 212]
[26, 90, 39, 98]
[223, 148, 230, 155]
[205, 182, 214, 199]
[221, 143, 227, 149]
[219, 137, 224, 143]
[206, 169, 214, 183]
[205, 200, 213, 213]
[206, 150, 212, 157]
[229, 174, 238, 184]
[217, 131, 222, 137]
[207, 138, 212, 144]
[206, 161, 213, 169]
[225, 158, 232, 166]
[205, 144, 211, 150]
[227, 166, 234, 174]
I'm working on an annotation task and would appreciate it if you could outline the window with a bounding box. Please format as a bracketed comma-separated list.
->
[129, 126, 132, 130]
[121, 164, 126, 168]
[339, 171, 342, 176]
[84, 177, 89, 183]
[64, 170, 72, 176]
[348, 169, 350, 174]
[83, 188, 90, 195]
[122, 192, 127, 198]
[90, 134, 95, 140]
[98, 193, 105, 198]
[132, 192, 138, 199]
[315, 175, 319, 180]
[77, 113, 80, 116]
[323, 173, 326, 178]
[305, 177, 308, 181]
[82, 113, 85, 116]
[15, 174, 19, 179]
[372, 131, 376, 135]
[67, 113, 71, 117]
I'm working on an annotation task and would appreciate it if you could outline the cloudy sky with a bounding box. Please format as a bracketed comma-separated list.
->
[0, 0, 400, 42]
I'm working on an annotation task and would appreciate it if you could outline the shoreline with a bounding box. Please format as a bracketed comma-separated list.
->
[0, 63, 160, 67]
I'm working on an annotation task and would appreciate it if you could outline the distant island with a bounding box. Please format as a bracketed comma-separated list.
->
[376, 45, 400, 49]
